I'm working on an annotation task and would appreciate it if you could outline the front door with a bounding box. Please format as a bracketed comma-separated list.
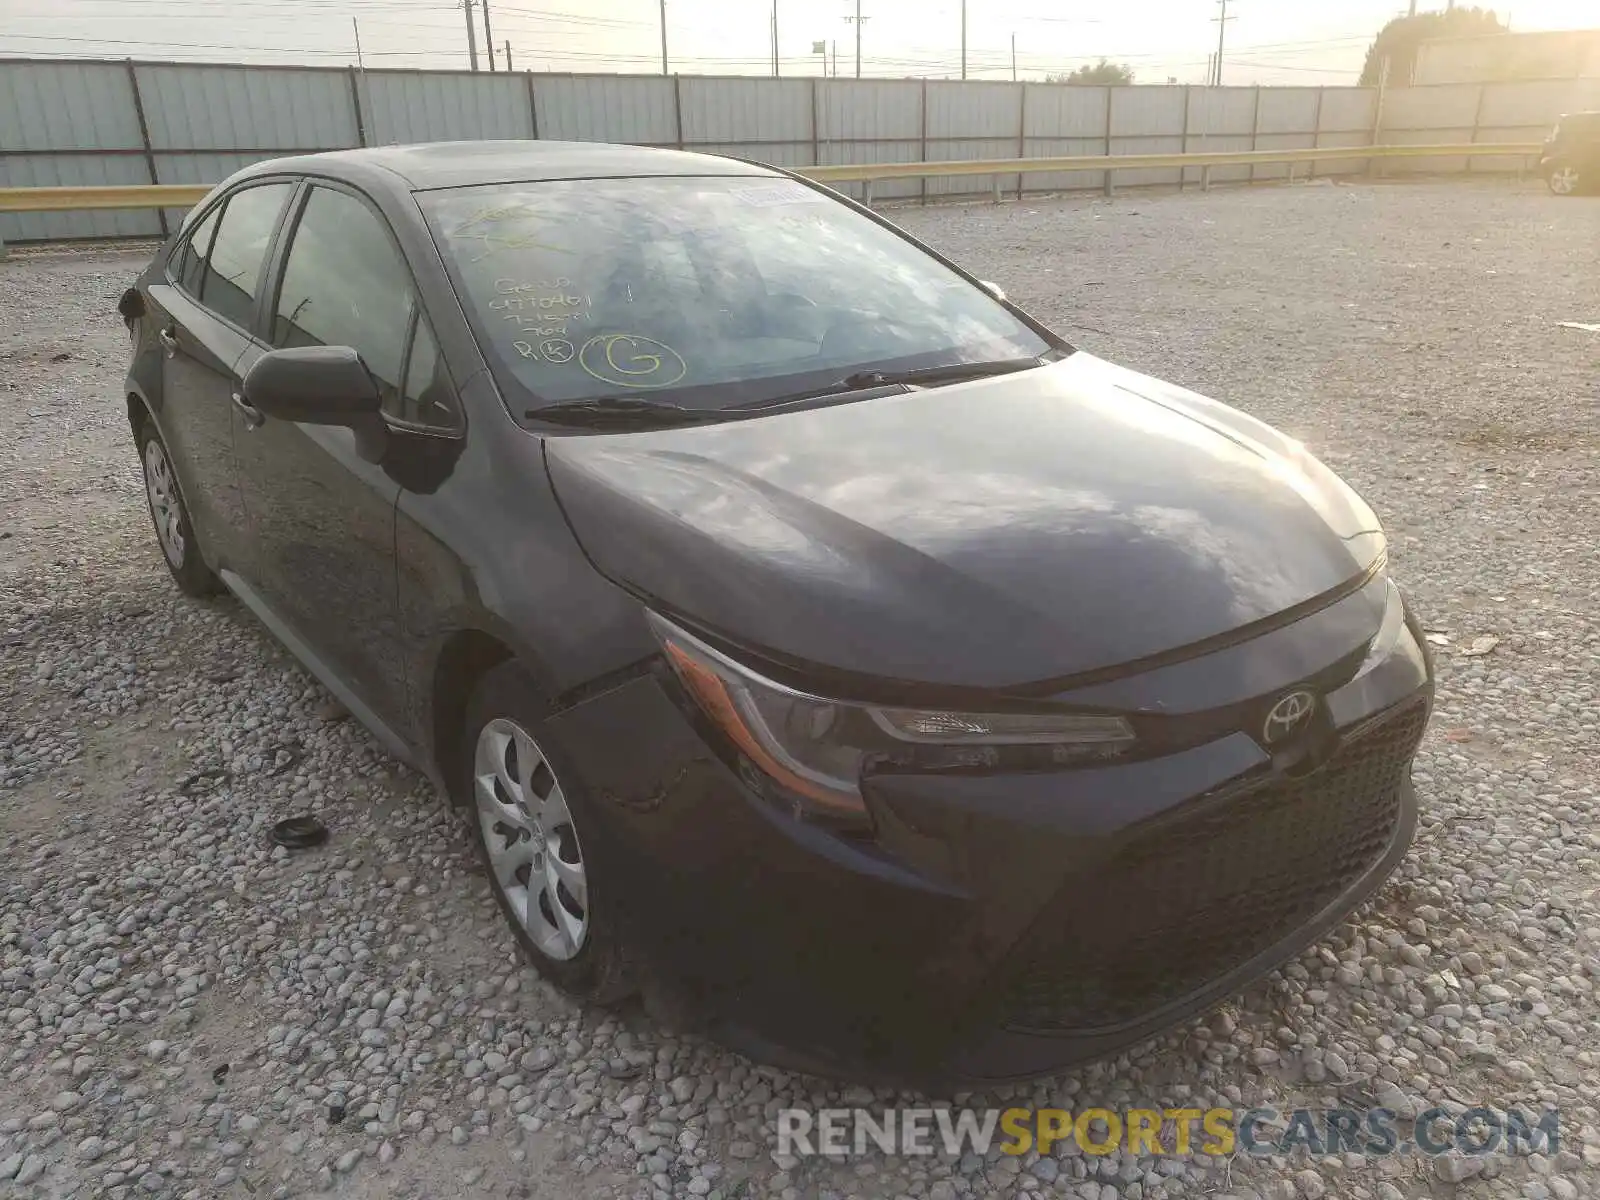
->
[233, 183, 421, 732]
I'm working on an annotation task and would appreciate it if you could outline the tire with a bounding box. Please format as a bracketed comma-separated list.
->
[1547, 163, 1581, 196]
[137, 419, 220, 597]
[460, 662, 634, 1005]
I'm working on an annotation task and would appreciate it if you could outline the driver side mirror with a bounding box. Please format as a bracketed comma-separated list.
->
[978, 280, 1007, 303]
[242, 345, 382, 426]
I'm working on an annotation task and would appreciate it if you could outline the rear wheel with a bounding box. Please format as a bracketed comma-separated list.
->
[1547, 163, 1581, 196]
[138, 420, 219, 596]
[461, 663, 633, 1004]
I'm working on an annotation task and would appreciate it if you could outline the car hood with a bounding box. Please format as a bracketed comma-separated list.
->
[544, 353, 1384, 694]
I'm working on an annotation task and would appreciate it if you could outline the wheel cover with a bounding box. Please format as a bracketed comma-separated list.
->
[142, 438, 185, 568]
[473, 717, 589, 961]
[1551, 167, 1579, 195]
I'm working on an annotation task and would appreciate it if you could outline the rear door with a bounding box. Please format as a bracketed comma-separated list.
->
[233, 181, 425, 730]
[143, 182, 294, 571]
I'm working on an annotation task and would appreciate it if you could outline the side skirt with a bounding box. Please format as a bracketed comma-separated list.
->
[218, 568, 441, 789]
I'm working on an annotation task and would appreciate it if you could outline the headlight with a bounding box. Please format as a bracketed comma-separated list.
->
[1353, 578, 1406, 682]
[648, 612, 1134, 821]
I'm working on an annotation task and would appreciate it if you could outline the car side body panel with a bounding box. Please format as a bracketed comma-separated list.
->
[392, 371, 662, 767]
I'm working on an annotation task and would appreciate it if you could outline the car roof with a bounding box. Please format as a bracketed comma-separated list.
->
[233, 140, 783, 193]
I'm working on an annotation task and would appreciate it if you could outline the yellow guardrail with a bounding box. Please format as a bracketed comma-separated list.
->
[0, 143, 1542, 215]
[0, 183, 213, 213]
[801, 142, 1542, 184]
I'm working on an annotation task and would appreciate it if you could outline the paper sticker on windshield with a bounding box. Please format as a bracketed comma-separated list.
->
[731, 182, 829, 208]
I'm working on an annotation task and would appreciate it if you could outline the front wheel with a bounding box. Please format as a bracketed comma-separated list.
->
[1547, 164, 1581, 196]
[461, 663, 634, 1004]
[138, 421, 219, 596]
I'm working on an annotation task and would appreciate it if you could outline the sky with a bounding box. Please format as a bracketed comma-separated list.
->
[1, 0, 1596, 85]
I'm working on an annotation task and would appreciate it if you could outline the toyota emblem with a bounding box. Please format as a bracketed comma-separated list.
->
[1262, 690, 1317, 746]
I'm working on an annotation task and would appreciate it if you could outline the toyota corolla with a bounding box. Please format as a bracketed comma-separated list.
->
[118, 141, 1433, 1085]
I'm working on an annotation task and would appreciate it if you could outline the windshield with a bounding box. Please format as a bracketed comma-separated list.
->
[421, 176, 1057, 414]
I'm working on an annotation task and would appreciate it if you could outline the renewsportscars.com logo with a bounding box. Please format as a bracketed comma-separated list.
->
[776, 1106, 1562, 1160]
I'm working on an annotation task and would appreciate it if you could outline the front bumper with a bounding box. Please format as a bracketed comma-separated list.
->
[550, 585, 1434, 1087]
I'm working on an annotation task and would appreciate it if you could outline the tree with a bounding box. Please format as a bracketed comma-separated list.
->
[1046, 59, 1135, 86]
[1360, 7, 1506, 86]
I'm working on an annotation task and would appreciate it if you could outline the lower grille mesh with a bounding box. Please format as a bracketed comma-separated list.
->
[998, 702, 1429, 1034]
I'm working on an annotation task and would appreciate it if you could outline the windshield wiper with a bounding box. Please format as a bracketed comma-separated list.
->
[529, 356, 1053, 427]
[525, 396, 726, 429]
[727, 357, 1046, 416]
[837, 356, 1045, 390]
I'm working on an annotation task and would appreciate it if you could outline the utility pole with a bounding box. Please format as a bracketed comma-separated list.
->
[1407, 0, 1418, 14]
[960, 0, 967, 80]
[504, 39, 512, 70]
[771, 0, 779, 76]
[844, 2, 869, 78]
[463, 0, 480, 71]
[352, 16, 364, 69]
[1211, 0, 1235, 86]
[482, 0, 495, 70]
[659, 0, 669, 74]
[1011, 32, 1017, 81]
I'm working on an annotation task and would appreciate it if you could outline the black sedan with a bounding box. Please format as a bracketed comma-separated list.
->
[118, 141, 1433, 1086]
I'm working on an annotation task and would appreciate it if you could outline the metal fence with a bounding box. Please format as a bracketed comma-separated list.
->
[4, 56, 1598, 244]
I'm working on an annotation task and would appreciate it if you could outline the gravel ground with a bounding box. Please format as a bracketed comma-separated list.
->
[2, 176, 1598, 1200]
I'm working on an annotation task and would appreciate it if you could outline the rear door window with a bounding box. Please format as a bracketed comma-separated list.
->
[200, 182, 293, 330]
[173, 204, 221, 298]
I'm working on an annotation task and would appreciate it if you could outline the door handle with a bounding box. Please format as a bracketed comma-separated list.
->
[157, 326, 179, 357]
[231, 390, 265, 430]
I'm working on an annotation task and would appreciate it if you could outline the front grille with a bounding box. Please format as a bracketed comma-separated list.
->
[997, 701, 1429, 1034]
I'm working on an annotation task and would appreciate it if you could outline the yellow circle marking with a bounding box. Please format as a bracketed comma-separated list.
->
[578, 334, 687, 390]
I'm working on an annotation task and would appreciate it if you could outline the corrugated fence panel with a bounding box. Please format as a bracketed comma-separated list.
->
[533, 75, 677, 144]
[1108, 87, 1185, 186]
[136, 64, 356, 151]
[1257, 88, 1320, 135]
[1478, 78, 1581, 130]
[818, 80, 922, 140]
[817, 80, 922, 200]
[1251, 88, 1319, 180]
[1109, 86, 1184, 139]
[680, 77, 811, 145]
[1020, 138, 1109, 194]
[359, 71, 531, 145]
[0, 153, 162, 241]
[926, 81, 1019, 140]
[1019, 86, 1108, 194]
[1476, 78, 1600, 170]
[817, 136, 922, 202]
[1187, 87, 1258, 137]
[1380, 85, 1479, 175]
[926, 137, 1019, 197]
[1185, 88, 1258, 182]
[0, 61, 141, 152]
[1023, 85, 1108, 138]
[1318, 88, 1376, 133]
[1381, 84, 1479, 134]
